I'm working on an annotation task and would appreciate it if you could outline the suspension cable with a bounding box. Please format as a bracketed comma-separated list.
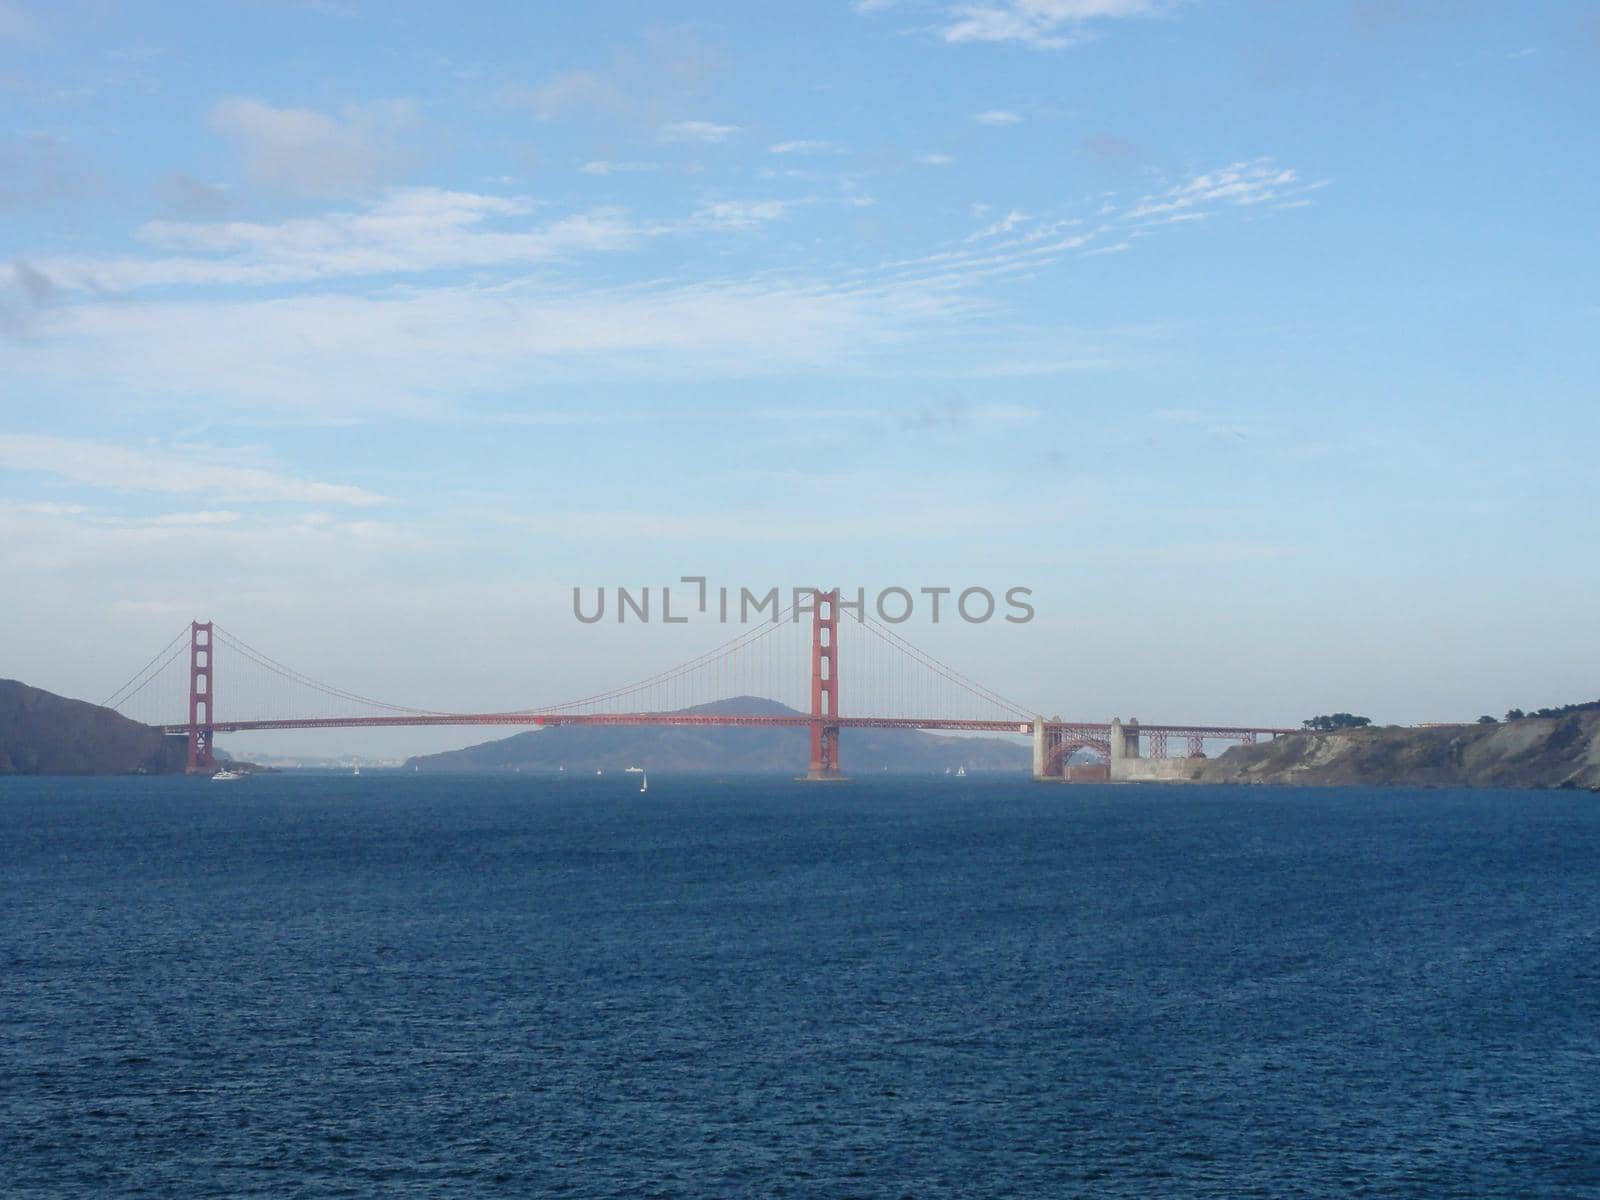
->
[527, 601, 801, 712]
[102, 627, 190, 709]
[213, 626, 444, 716]
[855, 613, 1035, 718]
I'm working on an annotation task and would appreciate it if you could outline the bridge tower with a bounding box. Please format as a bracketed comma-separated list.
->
[806, 588, 844, 780]
[186, 620, 215, 774]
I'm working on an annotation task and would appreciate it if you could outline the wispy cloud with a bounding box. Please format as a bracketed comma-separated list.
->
[580, 160, 661, 175]
[693, 198, 795, 230]
[769, 139, 832, 155]
[659, 120, 739, 144]
[0, 434, 387, 506]
[973, 109, 1022, 125]
[5, 159, 1319, 414]
[24, 188, 640, 290]
[968, 209, 1028, 240]
[1124, 160, 1322, 222]
[943, 0, 1164, 49]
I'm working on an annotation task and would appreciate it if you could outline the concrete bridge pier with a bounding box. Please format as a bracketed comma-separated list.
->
[1109, 717, 1133, 772]
[1033, 717, 1070, 781]
[1109, 716, 1202, 782]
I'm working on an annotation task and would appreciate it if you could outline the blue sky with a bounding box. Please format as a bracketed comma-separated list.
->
[2, 0, 1597, 753]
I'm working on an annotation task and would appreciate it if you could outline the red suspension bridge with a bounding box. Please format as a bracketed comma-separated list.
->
[102, 589, 1293, 780]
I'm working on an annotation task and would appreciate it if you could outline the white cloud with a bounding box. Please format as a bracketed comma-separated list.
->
[209, 97, 417, 195]
[968, 209, 1028, 240]
[944, 0, 1162, 48]
[769, 139, 832, 155]
[580, 160, 661, 175]
[0, 434, 387, 506]
[0, 288, 857, 415]
[973, 109, 1022, 125]
[6, 256, 1003, 418]
[659, 120, 739, 144]
[1124, 160, 1320, 221]
[27, 188, 640, 290]
[5, 159, 1317, 416]
[694, 199, 795, 230]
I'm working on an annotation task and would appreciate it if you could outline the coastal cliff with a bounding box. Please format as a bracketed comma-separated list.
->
[0, 680, 188, 776]
[1197, 712, 1600, 790]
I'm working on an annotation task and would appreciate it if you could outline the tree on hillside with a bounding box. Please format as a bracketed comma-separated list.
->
[1477, 715, 1498, 724]
[1302, 713, 1372, 731]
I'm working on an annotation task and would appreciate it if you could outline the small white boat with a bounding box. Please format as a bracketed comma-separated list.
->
[352, 767, 361, 776]
[211, 768, 242, 781]
[956, 766, 967, 777]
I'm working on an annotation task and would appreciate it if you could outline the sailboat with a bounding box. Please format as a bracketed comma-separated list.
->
[955, 766, 967, 777]
[625, 766, 648, 793]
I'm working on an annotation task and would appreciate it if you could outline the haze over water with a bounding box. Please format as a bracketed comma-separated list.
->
[4, 776, 1597, 1197]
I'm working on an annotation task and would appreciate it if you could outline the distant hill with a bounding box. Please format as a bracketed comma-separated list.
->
[404, 696, 1031, 775]
[0, 679, 189, 776]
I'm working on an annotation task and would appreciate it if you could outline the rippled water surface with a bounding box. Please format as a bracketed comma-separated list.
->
[3, 776, 1598, 1197]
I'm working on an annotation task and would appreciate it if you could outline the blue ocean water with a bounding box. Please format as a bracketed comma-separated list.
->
[2, 776, 1597, 1198]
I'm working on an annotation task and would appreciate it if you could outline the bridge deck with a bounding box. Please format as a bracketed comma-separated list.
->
[159, 713, 1296, 737]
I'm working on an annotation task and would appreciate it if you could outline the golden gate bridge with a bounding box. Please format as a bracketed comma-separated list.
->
[101, 589, 1293, 780]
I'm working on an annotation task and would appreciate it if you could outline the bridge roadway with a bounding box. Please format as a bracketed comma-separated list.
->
[159, 713, 1294, 738]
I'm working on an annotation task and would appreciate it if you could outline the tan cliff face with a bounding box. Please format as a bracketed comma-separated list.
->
[1197, 712, 1600, 790]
